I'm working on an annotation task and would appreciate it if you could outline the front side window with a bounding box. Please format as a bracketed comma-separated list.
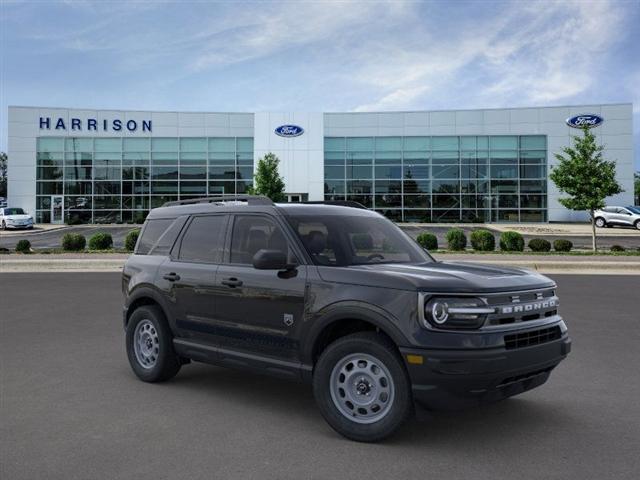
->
[178, 215, 227, 263]
[229, 215, 293, 265]
[286, 213, 433, 267]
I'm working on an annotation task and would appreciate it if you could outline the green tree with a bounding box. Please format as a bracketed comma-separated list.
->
[634, 172, 640, 205]
[0, 152, 7, 198]
[248, 152, 286, 202]
[550, 128, 623, 251]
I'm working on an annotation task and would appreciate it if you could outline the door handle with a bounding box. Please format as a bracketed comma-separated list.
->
[221, 277, 243, 288]
[163, 272, 181, 282]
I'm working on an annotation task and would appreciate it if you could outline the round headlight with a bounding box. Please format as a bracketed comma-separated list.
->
[430, 301, 449, 324]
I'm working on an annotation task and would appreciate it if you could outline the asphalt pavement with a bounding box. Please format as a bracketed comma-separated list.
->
[1, 273, 639, 480]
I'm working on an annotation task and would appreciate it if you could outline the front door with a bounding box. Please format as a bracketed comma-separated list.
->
[51, 195, 63, 224]
[213, 214, 307, 361]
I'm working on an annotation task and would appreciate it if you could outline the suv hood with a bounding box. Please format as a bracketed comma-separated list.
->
[317, 261, 554, 293]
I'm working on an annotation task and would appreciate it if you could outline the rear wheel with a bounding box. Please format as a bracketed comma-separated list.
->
[126, 305, 181, 382]
[635, 220, 640, 230]
[1, 221, 5, 230]
[595, 217, 606, 228]
[313, 332, 412, 442]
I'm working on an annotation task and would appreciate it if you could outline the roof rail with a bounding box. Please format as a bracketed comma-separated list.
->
[302, 200, 368, 209]
[162, 195, 274, 207]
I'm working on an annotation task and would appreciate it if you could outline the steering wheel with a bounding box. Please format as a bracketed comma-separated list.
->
[367, 253, 385, 261]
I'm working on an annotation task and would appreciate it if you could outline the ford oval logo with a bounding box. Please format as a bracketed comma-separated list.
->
[566, 114, 604, 129]
[275, 125, 304, 137]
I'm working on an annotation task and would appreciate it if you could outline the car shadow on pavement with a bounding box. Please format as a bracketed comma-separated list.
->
[143, 361, 577, 445]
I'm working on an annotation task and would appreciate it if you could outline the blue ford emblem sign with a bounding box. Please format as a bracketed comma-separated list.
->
[566, 114, 604, 129]
[275, 125, 304, 137]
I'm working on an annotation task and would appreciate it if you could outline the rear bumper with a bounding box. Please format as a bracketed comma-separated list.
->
[400, 334, 571, 410]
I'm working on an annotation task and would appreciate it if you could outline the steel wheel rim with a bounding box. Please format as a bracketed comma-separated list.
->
[133, 319, 159, 369]
[329, 352, 395, 424]
[596, 219, 604, 227]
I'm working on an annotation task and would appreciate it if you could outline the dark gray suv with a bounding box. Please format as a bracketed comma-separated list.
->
[122, 196, 571, 442]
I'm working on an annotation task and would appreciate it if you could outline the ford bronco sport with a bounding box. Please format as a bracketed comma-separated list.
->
[122, 195, 571, 442]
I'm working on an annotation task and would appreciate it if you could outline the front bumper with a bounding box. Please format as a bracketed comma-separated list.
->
[400, 333, 571, 410]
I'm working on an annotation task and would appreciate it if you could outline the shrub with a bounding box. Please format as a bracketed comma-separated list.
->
[88, 232, 113, 250]
[416, 232, 438, 251]
[553, 239, 573, 252]
[499, 231, 525, 252]
[470, 229, 495, 251]
[125, 229, 141, 252]
[528, 238, 551, 252]
[62, 233, 86, 251]
[445, 228, 467, 251]
[15, 239, 31, 253]
[610, 244, 625, 252]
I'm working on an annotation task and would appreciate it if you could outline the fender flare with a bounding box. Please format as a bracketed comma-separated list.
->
[300, 301, 410, 365]
[125, 285, 172, 328]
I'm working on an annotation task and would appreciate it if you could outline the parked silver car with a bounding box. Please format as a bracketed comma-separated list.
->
[0, 207, 35, 230]
[593, 206, 640, 229]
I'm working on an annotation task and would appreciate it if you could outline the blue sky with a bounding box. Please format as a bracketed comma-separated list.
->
[1, 0, 639, 168]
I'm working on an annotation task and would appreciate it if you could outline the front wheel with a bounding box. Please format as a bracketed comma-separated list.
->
[126, 305, 181, 382]
[595, 217, 606, 228]
[1, 221, 5, 230]
[313, 332, 412, 442]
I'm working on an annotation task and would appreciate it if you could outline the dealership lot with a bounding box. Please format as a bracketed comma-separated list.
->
[1, 273, 639, 480]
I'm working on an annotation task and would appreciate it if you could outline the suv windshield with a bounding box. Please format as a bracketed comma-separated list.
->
[286, 213, 433, 266]
[3, 208, 25, 215]
[626, 206, 640, 214]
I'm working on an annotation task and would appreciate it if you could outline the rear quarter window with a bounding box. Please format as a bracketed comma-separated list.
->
[136, 217, 186, 255]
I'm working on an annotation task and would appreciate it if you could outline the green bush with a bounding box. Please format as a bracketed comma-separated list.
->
[125, 229, 141, 252]
[15, 239, 31, 253]
[528, 238, 551, 252]
[416, 232, 438, 251]
[499, 231, 525, 252]
[610, 244, 625, 252]
[62, 233, 86, 251]
[470, 229, 495, 251]
[553, 239, 573, 252]
[445, 228, 467, 251]
[88, 232, 113, 250]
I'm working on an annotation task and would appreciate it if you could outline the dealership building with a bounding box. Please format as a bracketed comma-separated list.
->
[6, 103, 634, 224]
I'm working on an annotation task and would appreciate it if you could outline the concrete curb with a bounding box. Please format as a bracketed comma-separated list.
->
[1, 257, 639, 274]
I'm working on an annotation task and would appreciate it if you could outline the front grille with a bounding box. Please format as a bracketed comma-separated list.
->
[504, 326, 561, 350]
[485, 288, 558, 326]
[498, 366, 554, 387]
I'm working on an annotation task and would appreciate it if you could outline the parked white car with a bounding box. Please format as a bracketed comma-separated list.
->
[593, 206, 640, 230]
[0, 207, 35, 230]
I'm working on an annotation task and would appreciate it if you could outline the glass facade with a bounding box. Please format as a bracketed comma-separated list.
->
[324, 135, 547, 222]
[35, 136, 254, 223]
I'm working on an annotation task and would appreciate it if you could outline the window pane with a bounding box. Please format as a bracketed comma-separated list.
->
[432, 165, 459, 179]
[94, 138, 122, 152]
[324, 166, 344, 179]
[209, 166, 236, 179]
[236, 137, 254, 152]
[490, 136, 518, 150]
[375, 137, 401, 151]
[403, 137, 429, 151]
[65, 138, 93, 151]
[151, 167, 178, 180]
[325, 151, 345, 166]
[180, 138, 206, 152]
[38, 137, 64, 151]
[178, 215, 227, 263]
[209, 138, 235, 152]
[520, 135, 546, 150]
[490, 165, 518, 179]
[152, 138, 178, 151]
[374, 166, 401, 179]
[179, 182, 206, 195]
[347, 180, 372, 194]
[431, 136, 458, 151]
[230, 216, 291, 264]
[180, 167, 206, 179]
[374, 180, 402, 193]
[37, 166, 63, 180]
[432, 180, 459, 193]
[460, 137, 476, 150]
[325, 137, 345, 151]
[374, 151, 401, 164]
[324, 180, 345, 194]
[124, 138, 150, 152]
[208, 181, 235, 195]
[346, 137, 373, 151]
[346, 152, 373, 165]
[138, 218, 175, 255]
[347, 165, 373, 179]
[403, 165, 429, 179]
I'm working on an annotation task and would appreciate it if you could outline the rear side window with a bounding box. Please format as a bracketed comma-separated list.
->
[136, 217, 186, 255]
[178, 215, 227, 263]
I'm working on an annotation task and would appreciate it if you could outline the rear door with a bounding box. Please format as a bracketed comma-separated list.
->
[158, 214, 228, 342]
[212, 213, 308, 361]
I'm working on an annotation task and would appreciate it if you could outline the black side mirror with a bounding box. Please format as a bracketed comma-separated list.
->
[252, 249, 290, 270]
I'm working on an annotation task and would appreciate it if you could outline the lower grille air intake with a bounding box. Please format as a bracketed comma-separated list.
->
[504, 326, 561, 350]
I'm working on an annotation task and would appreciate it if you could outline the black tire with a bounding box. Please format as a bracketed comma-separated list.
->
[635, 220, 640, 230]
[126, 305, 181, 382]
[594, 217, 606, 228]
[1, 221, 5, 230]
[313, 332, 413, 442]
